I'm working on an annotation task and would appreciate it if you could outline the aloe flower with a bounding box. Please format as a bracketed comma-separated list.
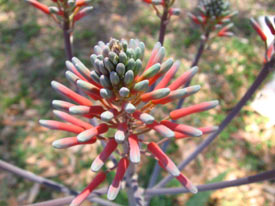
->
[188, 0, 237, 37]
[26, 0, 93, 24]
[40, 38, 219, 205]
[250, 17, 275, 62]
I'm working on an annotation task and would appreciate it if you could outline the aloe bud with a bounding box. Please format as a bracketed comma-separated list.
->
[126, 58, 135, 71]
[100, 75, 111, 88]
[110, 71, 120, 86]
[124, 70, 134, 85]
[109, 52, 118, 65]
[100, 88, 113, 99]
[133, 80, 149, 91]
[119, 87, 130, 97]
[116, 63, 125, 77]
[104, 57, 115, 72]
[90, 71, 100, 84]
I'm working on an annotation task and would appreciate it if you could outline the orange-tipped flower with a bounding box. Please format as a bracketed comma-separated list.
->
[26, 0, 50, 15]
[41, 39, 218, 203]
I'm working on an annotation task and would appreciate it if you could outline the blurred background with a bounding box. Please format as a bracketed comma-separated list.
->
[0, 0, 274, 205]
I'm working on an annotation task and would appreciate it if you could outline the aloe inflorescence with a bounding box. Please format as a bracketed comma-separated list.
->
[26, 0, 93, 27]
[188, 0, 237, 38]
[40, 38, 219, 205]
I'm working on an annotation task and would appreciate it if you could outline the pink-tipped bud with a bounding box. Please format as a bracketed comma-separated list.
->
[129, 134, 140, 163]
[74, 6, 93, 21]
[39, 120, 84, 134]
[161, 120, 202, 137]
[170, 100, 219, 120]
[250, 18, 267, 42]
[26, 0, 50, 15]
[147, 142, 180, 176]
[53, 110, 93, 130]
[168, 66, 198, 91]
[70, 172, 106, 206]
[91, 139, 118, 172]
[52, 136, 96, 149]
[77, 123, 108, 142]
[154, 60, 180, 90]
[146, 121, 174, 138]
[107, 158, 129, 200]
[176, 173, 198, 194]
[51, 81, 93, 106]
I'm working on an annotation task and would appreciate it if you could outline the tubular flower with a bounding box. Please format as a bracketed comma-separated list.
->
[40, 38, 219, 205]
[188, 0, 237, 38]
[250, 16, 275, 62]
[25, 0, 93, 25]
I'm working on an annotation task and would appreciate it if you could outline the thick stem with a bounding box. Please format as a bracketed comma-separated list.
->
[63, 15, 73, 60]
[146, 170, 275, 196]
[158, 8, 169, 45]
[153, 57, 275, 189]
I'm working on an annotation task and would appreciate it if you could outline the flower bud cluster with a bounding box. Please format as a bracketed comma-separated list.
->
[40, 38, 219, 205]
[188, 0, 237, 38]
[26, 0, 93, 26]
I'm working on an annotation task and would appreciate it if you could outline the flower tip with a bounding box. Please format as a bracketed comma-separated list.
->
[90, 160, 103, 172]
[38, 119, 47, 126]
[52, 140, 63, 149]
[107, 185, 120, 200]
[130, 155, 140, 163]
[194, 129, 203, 137]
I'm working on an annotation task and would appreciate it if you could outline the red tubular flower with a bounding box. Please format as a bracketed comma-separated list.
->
[77, 123, 109, 142]
[51, 81, 93, 106]
[146, 121, 175, 138]
[75, 0, 90, 7]
[148, 142, 180, 176]
[39, 120, 84, 134]
[52, 136, 96, 149]
[26, 0, 50, 15]
[250, 18, 267, 42]
[91, 139, 118, 172]
[188, 13, 201, 25]
[107, 158, 129, 200]
[70, 172, 106, 206]
[170, 100, 219, 120]
[153, 60, 180, 89]
[161, 120, 202, 137]
[53, 110, 93, 130]
[168, 66, 198, 91]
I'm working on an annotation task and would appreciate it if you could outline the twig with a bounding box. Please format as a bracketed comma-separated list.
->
[146, 169, 275, 195]
[0, 159, 77, 195]
[153, 56, 275, 189]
